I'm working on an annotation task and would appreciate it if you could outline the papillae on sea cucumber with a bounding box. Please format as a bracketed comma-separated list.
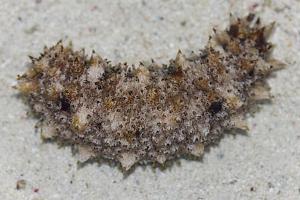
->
[17, 14, 284, 171]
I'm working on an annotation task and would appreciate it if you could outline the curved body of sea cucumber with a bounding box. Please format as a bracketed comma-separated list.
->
[17, 14, 283, 170]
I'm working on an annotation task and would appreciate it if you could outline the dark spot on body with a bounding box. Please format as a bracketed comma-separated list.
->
[256, 17, 261, 25]
[248, 69, 254, 76]
[246, 13, 255, 22]
[209, 101, 223, 115]
[60, 96, 71, 112]
[255, 29, 266, 50]
[228, 24, 239, 37]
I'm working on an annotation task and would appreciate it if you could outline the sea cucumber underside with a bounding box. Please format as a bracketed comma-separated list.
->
[17, 14, 284, 171]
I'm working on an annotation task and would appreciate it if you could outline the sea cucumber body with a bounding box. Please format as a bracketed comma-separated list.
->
[17, 14, 282, 170]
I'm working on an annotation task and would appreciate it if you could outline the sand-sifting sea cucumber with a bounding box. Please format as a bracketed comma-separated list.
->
[17, 14, 284, 171]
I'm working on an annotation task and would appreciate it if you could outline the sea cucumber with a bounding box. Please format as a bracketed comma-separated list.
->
[17, 14, 284, 170]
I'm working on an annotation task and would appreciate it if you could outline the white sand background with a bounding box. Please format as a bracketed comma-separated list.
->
[0, 0, 300, 199]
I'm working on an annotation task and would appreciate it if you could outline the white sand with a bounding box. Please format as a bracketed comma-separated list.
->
[0, 0, 299, 199]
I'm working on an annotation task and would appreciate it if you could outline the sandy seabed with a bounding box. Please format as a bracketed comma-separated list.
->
[0, 0, 299, 199]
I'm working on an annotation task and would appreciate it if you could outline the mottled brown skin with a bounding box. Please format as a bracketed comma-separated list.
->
[17, 14, 283, 170]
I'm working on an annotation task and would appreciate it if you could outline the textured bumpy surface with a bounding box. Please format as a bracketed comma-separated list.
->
[17, 14, 283, 170]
